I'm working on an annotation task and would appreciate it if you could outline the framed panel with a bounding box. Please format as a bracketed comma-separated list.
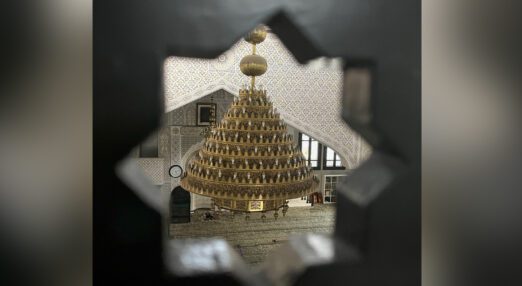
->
[196, 103, 216, 126]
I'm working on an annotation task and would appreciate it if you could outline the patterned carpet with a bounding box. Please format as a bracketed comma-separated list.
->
[169, 204, 335, 265]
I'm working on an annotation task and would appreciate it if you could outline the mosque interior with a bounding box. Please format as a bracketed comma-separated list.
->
[124, 25, 371, 267]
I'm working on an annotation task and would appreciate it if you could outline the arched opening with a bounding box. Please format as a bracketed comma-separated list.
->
[169, 186, 191, 224]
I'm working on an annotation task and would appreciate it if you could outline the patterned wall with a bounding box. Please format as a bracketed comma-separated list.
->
[134, 158, 165, 185]
[164, 33, 371, 169]
[166, 89, 233, 126]
[159, 90, 235, 209]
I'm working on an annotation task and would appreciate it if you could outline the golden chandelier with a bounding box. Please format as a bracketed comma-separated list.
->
[181, 26, 319, 214]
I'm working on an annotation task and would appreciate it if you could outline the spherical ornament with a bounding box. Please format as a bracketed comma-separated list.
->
[244, 25, 267, 44]
[240, 54, 267, 76]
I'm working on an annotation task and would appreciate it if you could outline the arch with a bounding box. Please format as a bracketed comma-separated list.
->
[169, 186, 191, 224]
[179, 140, 214, 211]
[180, 139, 205, 170]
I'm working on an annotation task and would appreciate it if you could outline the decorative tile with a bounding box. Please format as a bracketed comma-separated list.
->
[134, 158, 165, 185]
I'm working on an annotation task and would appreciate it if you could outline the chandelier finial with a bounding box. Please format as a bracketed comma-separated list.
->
[240, 25, 268, 90]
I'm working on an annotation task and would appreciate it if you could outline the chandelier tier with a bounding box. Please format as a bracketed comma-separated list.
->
[180, 25, 319, 212]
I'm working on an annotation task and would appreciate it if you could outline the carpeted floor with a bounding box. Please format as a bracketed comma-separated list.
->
[169, 204, 335, 265]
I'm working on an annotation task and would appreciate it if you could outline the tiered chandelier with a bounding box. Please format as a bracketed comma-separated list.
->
[181, 26, 319, 215]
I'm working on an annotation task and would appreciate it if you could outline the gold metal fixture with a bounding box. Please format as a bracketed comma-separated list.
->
[181, 25, 319, 212]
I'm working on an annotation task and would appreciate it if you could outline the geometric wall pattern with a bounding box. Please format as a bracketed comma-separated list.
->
[165, 89, 234, 127]
[134, 158, 165, 185]
[164, 33, 371, 169]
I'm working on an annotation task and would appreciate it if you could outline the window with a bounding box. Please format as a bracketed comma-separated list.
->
[299, 132, 346, 170]
[323, 146, 345, 169]
[324, 175, 345, 203]
[299, 133, 322, 170]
